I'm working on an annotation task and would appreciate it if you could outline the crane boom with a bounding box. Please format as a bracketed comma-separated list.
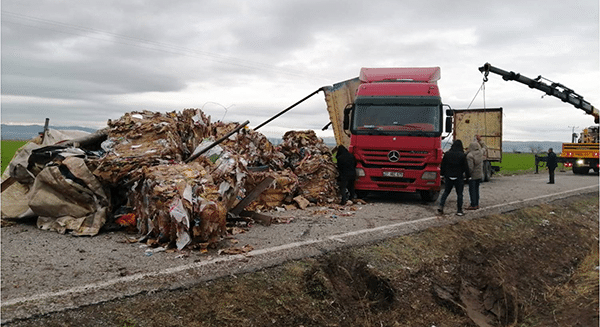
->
[479, 62, 599, 123]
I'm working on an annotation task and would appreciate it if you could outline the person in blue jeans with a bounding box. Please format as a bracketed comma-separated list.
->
[466, 140, 483, 210]
[438, 140, 470, 216]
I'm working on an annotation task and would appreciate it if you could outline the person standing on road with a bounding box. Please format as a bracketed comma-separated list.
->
[547, 148, 557, 184]
[438, 140, 470, 216]
[466, 140, 483, 210]
[335, 145, 357, 205]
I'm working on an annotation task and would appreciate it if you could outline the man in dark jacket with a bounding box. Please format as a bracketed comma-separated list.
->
[336, 145, 357, 205]
[547, 148, 557, 184]
[438, 140, 470, 216]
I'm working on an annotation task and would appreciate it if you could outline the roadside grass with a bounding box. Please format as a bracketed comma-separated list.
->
[1, 140, 28, 174]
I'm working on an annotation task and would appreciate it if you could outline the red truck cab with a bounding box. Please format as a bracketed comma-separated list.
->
[344, 67, 444, 201]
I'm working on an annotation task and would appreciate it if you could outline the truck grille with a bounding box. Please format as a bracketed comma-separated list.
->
[359, 148, 429, 170]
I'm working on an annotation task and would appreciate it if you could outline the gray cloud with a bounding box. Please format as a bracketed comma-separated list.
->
[1, 0, 598, 141]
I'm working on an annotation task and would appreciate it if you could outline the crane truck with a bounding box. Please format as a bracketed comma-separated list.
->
[479, 63, 599, 174]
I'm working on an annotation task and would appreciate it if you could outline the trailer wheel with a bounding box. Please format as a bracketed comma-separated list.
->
[483, 161, 492, 182]
[420, 190, 439, 202]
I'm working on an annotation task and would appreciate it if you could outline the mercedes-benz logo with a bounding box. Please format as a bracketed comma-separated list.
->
[388, 150, 400, 162]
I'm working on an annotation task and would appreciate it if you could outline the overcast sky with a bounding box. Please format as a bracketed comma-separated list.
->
[2, 1, 598, 142]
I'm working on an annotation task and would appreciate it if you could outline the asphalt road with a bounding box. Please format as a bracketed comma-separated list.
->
[1, 170, 598, 323]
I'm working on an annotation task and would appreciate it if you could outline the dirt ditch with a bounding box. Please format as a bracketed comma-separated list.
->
[5, 193, 598, 327]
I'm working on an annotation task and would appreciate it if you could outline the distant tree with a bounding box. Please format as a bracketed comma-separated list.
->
[529, 145, 543, 154]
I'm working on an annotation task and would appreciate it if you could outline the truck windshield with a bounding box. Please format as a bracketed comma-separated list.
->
[352, 104, 441, 136]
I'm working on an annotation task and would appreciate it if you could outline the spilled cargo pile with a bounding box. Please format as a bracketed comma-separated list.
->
[1, 109, 341, 251]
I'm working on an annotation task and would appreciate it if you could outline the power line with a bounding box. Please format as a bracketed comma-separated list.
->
[1, 10, 330, 81]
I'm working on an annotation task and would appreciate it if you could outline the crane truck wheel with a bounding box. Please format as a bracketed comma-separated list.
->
[420, 190, 439, 202]
[573, 166, 589, 175]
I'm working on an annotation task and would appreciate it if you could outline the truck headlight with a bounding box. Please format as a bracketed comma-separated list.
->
[421, 171, 437, 180]
[577, 159, 585, 165]
[356, 168, 365, 177]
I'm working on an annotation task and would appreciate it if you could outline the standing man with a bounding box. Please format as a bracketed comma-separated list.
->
[466, 141, 483, 210]
[438, 140, 470, 216]
[547, 148, 557, 184]
[336, 145, 357, 204]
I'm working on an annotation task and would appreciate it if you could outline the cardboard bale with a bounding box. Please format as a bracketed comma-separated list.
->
[221, 127, 286, 171]
[279, 130, 339, 204]
[93, 111, 185, 185]
[131, 162, 227, 249]
[243, 169, 299, 211]
[177, 109, 212, 157]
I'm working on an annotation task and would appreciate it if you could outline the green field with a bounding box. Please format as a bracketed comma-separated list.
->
[495, 152, 537, 174]
[1, 140, 28, 174]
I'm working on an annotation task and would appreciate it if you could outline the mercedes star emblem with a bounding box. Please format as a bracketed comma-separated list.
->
[388, 150, 400, 162]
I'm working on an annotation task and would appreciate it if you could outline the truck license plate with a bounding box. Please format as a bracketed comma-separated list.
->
[383, 171, 403, 178]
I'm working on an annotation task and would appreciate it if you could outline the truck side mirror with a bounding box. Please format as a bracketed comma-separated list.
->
[343, 104, 354, 130]
[445, 116, 453, 133]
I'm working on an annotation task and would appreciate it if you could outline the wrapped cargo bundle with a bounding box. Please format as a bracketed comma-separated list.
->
[243, 168, 299, 211]
[279, 130, 339, 204]
[131, 162, 227, 249]
[93, 111, 185, 185]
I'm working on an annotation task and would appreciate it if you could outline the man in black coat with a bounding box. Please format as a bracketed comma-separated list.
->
[336, 145, 357, 205]
[547, 148, 557, 184]
[438, 140, 470, 216]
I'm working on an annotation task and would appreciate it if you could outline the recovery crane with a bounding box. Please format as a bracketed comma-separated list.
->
[479, 63, 599, 174]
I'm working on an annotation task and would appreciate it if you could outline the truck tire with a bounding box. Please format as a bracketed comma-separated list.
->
[483, 161, 492, 182]
[420, 190, 439, 202]
[356, 190, 369, 199]
[573, 166, 589, 175]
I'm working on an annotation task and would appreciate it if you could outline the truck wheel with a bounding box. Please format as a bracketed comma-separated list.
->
[483, 161, 492, 182]
[420, 190, 439, 202]
[356, 190, 369, 199]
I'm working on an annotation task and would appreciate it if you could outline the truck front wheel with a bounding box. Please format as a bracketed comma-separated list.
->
[420, 190, 440, 202]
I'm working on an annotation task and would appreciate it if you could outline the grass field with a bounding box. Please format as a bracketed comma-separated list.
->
[496, 152, 537, 174]
[1, 140, 28, 174]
